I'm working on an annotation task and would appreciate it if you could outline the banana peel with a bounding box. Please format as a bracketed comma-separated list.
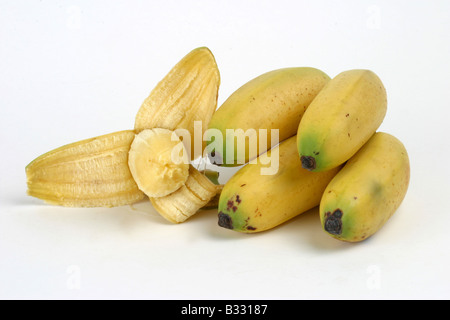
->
[26, 130, 144, 207]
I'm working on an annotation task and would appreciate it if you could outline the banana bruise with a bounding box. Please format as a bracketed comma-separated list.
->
[297, 69, 387, 172]
[150, 165, 222, 223]
[134, 47, 220, 160]
[207, 67, 330, 166]
[26, 130, 144, 207]
[217, 136, 342, 233]
[320, 132, 410, 242]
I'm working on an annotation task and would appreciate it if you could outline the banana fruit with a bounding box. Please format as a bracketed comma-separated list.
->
[26, 130, 144, 207]
[25, 45, 411, 243]
[207, 67, 330, 166]
[128, 128, 189, 197]
[150, 165, 222, 223]
[297, 69, 387, 172]
[217, 136, 342, 233]
[127, 127, 222, 223]
[129, 47, 222, 222]
[134, 46, 220, 160]
[25, 47, 221, 217]
[320, 132, 410, 242]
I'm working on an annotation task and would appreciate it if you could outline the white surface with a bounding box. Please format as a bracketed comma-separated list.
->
[1, 0, 449, 300]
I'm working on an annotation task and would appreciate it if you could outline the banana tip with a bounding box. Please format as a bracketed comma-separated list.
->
[324, 209, 343, 235]
[218, 211, 233, 229]
[301, 155, 316, 171]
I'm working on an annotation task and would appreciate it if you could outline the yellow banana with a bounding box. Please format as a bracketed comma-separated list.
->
[134, 46, 220, 160]
[217, 135, 342, 233]
[297, 69, 387, 172]
[128, 128, 189, 197]
[26, 130, 144, 207]
[207, 67, 330, 166]
[320, 132, 410, 242]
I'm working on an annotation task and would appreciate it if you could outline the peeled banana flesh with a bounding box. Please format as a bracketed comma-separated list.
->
[128, 128, 189, 198]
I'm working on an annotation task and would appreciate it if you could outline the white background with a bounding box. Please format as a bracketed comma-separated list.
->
[1, 0, 449, 300]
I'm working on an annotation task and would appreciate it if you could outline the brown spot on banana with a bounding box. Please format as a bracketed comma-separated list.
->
[218, 212, 233, 229]
[324, 209, 343, 235]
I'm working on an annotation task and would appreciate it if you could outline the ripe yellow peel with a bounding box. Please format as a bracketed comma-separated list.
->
[297, 69, 387, 172]
[150, 165, 222, 223]
[207, 67, 330, 166]
[319, 132, 410, 242]
[128, 128, 189, 198]
[217, 136, 342, 232]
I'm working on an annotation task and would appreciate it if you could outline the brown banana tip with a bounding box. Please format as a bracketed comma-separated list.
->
[301, 155, 316, 171]
[324, 209, 343, 235]
[218, 211, 233, 229]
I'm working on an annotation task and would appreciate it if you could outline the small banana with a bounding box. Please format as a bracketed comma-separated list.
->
[134, 46, 220, 160]
[130, 47, 223, 223]
[320, 132, 410, 242]
[127, 128, 222, 221]
[150, 165, 222, 223]
[207, 67, 330, 166]
[297, 69, 387, 172]
[128, 128, 190, 198]
[26, 130, 144, 207]
[25, 47, 220, 211]
[217, 136, 342, 233]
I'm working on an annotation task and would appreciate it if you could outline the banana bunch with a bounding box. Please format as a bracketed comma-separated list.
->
[26, 47, 222, 223]
[26, 48, 410, 242]
[217, 136, 342, 233]
[213, 68, 410, 242]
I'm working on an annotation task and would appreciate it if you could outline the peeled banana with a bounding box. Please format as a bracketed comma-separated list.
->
[127, 128, 222, 223]
[134, 46, 220, 160]
[320, 132, 410, 242]
[25, 47, 221, 214]
[129, 47, 224, 223]
[217, 136, 342, 233]
[297, 69, 387, 172]
[207, 67, 330, 166]
[128, 128, 189, 198]
[26, 130, 144, 207]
